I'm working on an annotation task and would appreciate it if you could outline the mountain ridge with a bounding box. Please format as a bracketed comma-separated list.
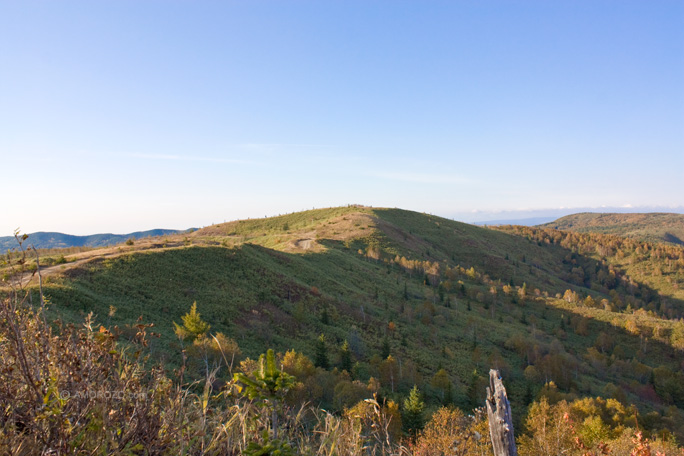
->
[0, 228, 188, 250]
[539, 212, 684, 245]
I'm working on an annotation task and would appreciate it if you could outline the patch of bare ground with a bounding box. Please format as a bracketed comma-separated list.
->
[290, 238, 315, 251]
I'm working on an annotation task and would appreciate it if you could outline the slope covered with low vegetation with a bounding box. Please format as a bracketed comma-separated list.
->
[540, 212, 684, 245]
[3, 206, 684, 454]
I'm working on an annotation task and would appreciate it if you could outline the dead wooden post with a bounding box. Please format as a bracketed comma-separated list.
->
[486, 369, 517, 456]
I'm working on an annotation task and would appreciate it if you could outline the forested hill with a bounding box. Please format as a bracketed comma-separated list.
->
[0, 228, 186, 250]
[5, 206, 684, 451]
[539, 212, 684, 245]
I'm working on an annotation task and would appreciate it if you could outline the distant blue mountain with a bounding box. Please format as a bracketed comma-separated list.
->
[464, 206, 684, 226]
[0, 229, 187, 250]
[473, 216, 558, 226]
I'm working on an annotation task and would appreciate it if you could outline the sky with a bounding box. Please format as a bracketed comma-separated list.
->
[2, 1, 683, 235]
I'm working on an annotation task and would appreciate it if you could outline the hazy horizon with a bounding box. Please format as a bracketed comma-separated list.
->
[5, 204, 684, 237]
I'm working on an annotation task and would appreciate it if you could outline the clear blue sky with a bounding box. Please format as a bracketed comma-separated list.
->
[2, 1, 683, 235]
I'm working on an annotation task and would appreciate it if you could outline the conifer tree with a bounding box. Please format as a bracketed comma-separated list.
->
[467, 370, 481, 410]
[402, 385, 425, 435]
[339, 340, 352, 373]
[381, 336, 391, 359]
[234, 349, 295, 439]
[314, 334, 329, 369]
[173, 302, 210, 342]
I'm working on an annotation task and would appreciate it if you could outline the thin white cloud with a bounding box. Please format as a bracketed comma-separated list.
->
[130, 153, 255, 165]
[237, 143, 335, 149]
[5, 156, 57, 163]
[234, 143, 336, 155]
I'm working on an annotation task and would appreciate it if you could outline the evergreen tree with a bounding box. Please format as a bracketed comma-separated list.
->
[173, 302, 210, 342]
[467, 370, 482, 410]
[314, 334, 329, 369]
[339, 340, 352, 373]
[402, 385, 425, 435]
[320, 308, 329, 325]
[234, 349, 295, 439]
[524, 382, 534, 405]
[403, 281, 409, 300]
[381, 336, 391, 359]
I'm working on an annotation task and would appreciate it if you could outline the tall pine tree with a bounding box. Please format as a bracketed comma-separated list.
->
[402, 385, 425, 435]
[314, 334, 329, 369]
[339, 340, 352, 373]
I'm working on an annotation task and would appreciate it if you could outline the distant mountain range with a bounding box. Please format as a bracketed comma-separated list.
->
[0, 229, 187, 250]
[538, 212, 684, 245]
[467, 205, 684, 226]
[473, 216, 557, 226]
[7, 209, 684, 250]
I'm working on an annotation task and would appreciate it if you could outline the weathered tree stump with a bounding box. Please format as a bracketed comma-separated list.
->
[486, 369, 517, 456]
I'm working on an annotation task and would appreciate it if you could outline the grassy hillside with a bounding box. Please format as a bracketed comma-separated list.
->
[540, 212, 684, 245]
[8, 206, 684, 442]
